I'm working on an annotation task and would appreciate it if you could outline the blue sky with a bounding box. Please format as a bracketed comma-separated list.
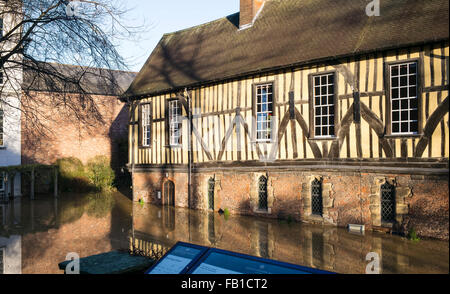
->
[118, 1, 239, 72]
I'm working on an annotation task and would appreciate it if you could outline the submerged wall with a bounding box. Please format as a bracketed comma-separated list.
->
[132, 169, 449, 240]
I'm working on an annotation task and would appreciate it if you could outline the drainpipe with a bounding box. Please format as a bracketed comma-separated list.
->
[185, 88, 193, 210]
[129, 98, 136, 251]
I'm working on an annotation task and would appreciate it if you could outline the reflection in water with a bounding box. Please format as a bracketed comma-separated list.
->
[257, 222, 269, 259]
[0, 192, 131, 274]
[0, 192, 448, 274]
[312, 232, 324, 269]
[208, 212, 215, 244]
[133, 203, 449, 274]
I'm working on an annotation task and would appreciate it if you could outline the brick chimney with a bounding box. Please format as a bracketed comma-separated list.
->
[239, 0, 265, 29]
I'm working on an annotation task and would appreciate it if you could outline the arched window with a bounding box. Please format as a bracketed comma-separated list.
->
[311, 178, 323, 216]
[381, 181, 396, 223]
[163, 180, 175, 207]
[258, 176, 268, 211]
[208, 178, 215, 211]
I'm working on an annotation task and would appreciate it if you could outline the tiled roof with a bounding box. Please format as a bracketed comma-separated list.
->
[124, 0, 449, 98]
[23, 61, 137, 96]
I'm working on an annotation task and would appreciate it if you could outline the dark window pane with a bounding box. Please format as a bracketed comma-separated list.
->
[323, 107, 328, 115]
[409, 86, 417, 97]
[257, 104, 261, 113]
[401, 111, 409, 121]
[315, 76, 320, 85]
[329, 106, 335, 115]
[409, 63, 417, 74]
[400, 76, 408, 87]
[409, 75, 416, 86]
[321, 96, 327, 105]
[322, 86, 327, 95]
[315, 127, 321, 136]
[322, 127, 328, 136]
[268, 85, 273, 93]
[392, 77, 399, 87]
[268, 103, 273, 112]
[325, 95, 332, 105]
[411, 121, 418, 133]
[400, 87, 408, 98]
[392, 100, 399, 110]
[401, 99, 408, 109]
[329, 115, 335, 125]
[328, 85, 334, 95]
[315, 117, 321, 126]
[321, 76, 327, 84]
[392, 111, 399, 122]
[400, 64, 408, 75]
[392, 66, 399, 76]
[315, 97, 320, 105]
[392, 123, 399, 133]
[410, 109, 418, 121]
[257, 88, 261, 95]
[401, 122, 409, 132]
[315, 107, 321, 115]
[410, 98, 418, 109]
[392, 88, 399, 99]
[315, 86, 321, 96]
[322, 117, 328, 125]
[329, 126, 335, 135]
[328, 75, 334, 84]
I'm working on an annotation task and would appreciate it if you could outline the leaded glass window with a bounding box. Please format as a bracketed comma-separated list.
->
[208, 178, 215, 211]
[381, 182, 396, 223]
[311, 178, 323, 216]
[390, 62, 419, 134]
[258, 176, 268, 211]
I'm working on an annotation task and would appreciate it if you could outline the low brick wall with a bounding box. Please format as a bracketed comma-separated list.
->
[132, 170, 449, 240]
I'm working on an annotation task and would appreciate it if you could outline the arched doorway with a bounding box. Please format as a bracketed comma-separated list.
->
[163, 180, 175, 207]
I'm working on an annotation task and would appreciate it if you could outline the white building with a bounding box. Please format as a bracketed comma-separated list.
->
[1, 1, 23, 198]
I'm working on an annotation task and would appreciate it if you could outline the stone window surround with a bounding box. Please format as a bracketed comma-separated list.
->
[369, 177, 412, 228]
[202, 175, 222, 212]
[302, 175, 334, 224]
[162, 177, 176, 206]
[250, 172, 274, 214]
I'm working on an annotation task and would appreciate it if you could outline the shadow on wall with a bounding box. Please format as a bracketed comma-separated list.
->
[108, 103, 131, 196]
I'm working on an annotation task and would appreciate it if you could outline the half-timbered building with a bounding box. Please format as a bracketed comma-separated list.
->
[122, 0, 449, 239]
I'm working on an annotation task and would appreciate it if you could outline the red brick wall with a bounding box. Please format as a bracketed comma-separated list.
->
[21, 91, 128, 168]
[240, 0, 265, 27]
[132, 170, 449, 240]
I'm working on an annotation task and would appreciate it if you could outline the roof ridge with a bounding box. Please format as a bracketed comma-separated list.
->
[162, 12, 239, 37]
[29, 60, 138, 74]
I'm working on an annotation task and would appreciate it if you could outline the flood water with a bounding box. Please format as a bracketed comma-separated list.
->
[0, 191, 448, 274]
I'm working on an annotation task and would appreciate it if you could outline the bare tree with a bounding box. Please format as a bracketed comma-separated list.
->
[0, 0, 142, 143]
